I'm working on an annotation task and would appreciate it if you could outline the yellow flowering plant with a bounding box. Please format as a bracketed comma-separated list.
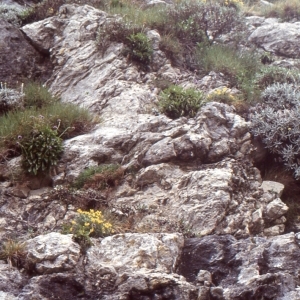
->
[207, 87, 238, 104]
[62, 209, 114, 249]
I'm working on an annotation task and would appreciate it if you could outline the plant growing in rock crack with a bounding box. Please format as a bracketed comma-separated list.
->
[158, 85, 206, 119]
[72, 164, 124, 190]
[250, 83, 300, 178]
[18, 115, 66, 175]
[62, 209, 114, 250]
[0, 239, 27, 268]
[125, 32, 153, 65]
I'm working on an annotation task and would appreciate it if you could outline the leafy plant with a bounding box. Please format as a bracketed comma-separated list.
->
[250, 83, 300, 178]
[62, 209, 114, 249]
[18, 116, 64, 175]
[125, 32, 153, 65]
[73, 164, 124, 189]
[158, 85, 205, 119]
[0, 239, 27, 267]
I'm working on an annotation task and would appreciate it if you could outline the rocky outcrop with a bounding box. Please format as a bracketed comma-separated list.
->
[178, 232, 300, 300]
[1, 2, 299, 299]
[0, 19, 52, 84]
[248, 19, 300, 58]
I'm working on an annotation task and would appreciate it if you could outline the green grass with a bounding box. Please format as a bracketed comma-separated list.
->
[72, 164, 123, 189]
[196, 44, 261, 101]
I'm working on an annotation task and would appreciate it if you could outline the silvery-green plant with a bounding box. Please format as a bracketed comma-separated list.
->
[250, 83, 300, 178]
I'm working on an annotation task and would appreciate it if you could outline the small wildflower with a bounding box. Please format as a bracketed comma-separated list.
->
[17, 135, 22, 140]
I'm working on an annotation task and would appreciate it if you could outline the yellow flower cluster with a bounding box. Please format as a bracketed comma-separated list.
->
[208, 87, 235, 99]
[223, 0, 243, 7]
[67, 209, 113, 238]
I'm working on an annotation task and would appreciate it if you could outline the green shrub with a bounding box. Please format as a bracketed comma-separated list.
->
[254, 66, 300, 90]
[158, 85, 205, 119]
[73, 164, 123, 189]
[125, 32, 153, 65]
[261, 0, 300, 21]
[207, 87, 240, 104]
[250, 83, 300, 178]
[18, 115, 64, 175]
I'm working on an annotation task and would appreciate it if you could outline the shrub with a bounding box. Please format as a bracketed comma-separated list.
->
[254, 66, 300, 90]
[62, 209, 114, 249]
[73, 164, 124, 189]
[261, 0, 300, 21]
[0, 104, 93, 159]
[250, 83, 300, 178]
[125, 32, 153, 65]
[158, 85, 205, 119]
[18, 115, 64, 175]
[0, 239, 27, 267]
[196, 44, 261, 100]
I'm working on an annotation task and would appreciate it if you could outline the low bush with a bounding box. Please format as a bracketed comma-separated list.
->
[18, 115, 64, 175]
[158, 85, 205, 119]
[73, 164, 124, 190]
[62, 209, 114, 249]
[125, 32, 153, 65]
[250, 83, 300, 178]
[261, 0, 300, 21]
[207, 87, 240, 104]
[254, 66, 300, 90]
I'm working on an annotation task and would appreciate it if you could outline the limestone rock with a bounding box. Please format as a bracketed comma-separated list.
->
[261, 180, 285, 197]
[25, 232, 81, 274]
[249, 21, 300, 58]
[0, 19, 51, 84]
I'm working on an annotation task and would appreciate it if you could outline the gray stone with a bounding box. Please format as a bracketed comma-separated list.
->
[25, 232, 81, 274]
[264, 198, 289, 220]
[261, 180, 285, 197]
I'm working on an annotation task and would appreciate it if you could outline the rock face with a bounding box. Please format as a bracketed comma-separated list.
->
[249, 19, 300, 58]
[0, 2, 298, 299]
[178, 233, 300, 300]
[0, 19, 52, 84]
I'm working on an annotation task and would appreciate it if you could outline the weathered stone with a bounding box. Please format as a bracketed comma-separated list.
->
[263, 224, 285, 236]
[261, 180, 285, 197]
[264, 198, 289, 220]
[25, 232, 81, 274]
[249, 21, 300, 58]
[0, 19, 51, 85]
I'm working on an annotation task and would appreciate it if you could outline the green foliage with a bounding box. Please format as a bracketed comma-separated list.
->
[62, 209, 114, 250]
[73, 164, 123, 189]
[254, 66, 300, 90]
[261, 0, 300, 21]
[196, 44, 261, 101]
[18, 115, 63, 175]
[0, 239, 27, 267]
[207, 87, 240, 104]
[23, 82, 58, 109]
[158, 85, 205, 119]
[126, 32, 153, 65]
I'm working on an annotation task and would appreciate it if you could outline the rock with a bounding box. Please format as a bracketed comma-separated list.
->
[263, 224, 285, 236]
[25, 232, 81, 274]
[85, 233, 184, 273]
[249, 21, 300, 58]
[264, 198, 289, 220]
[0, 19, 51, 85]
[261, 180, 285, 197]
[178, 233, 300, 299]
[0, 262, 28, 297]
[0, 87, 24, 115]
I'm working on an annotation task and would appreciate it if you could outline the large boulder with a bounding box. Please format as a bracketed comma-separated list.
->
[249, 20, 300, 58]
